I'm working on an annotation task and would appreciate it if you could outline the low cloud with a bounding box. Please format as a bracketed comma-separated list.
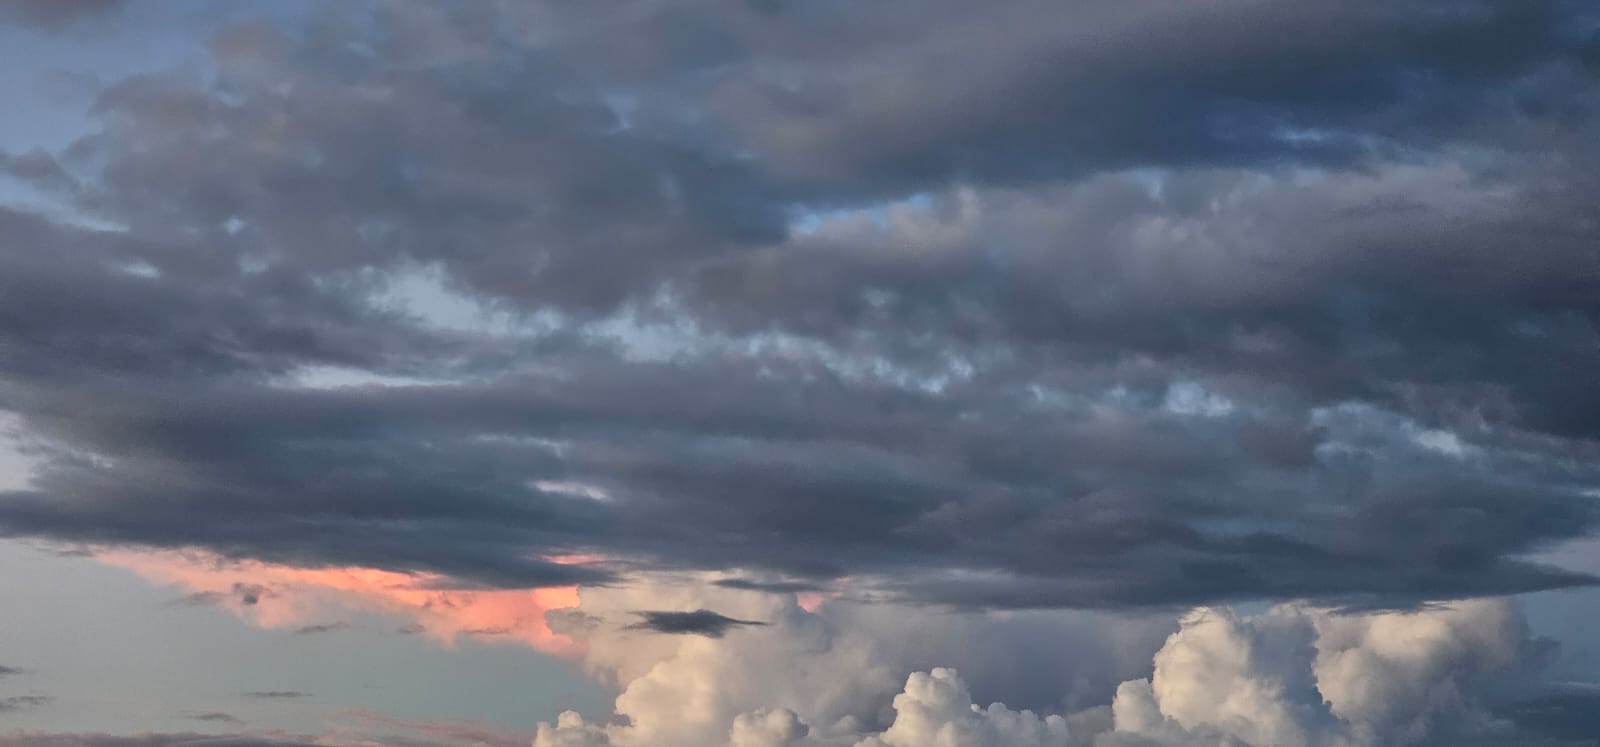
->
[96, 549, 586, 656]
[0, 716, 528, 747]
[530, 577, 1598, 747]
[170, 583, 275, 609]
[628, 610, 769, 638]
[0, 735, 320, 747]
[0, 695, 54, 712]
[184, 711, 244, 725]
[1101, 599, 1544, 746]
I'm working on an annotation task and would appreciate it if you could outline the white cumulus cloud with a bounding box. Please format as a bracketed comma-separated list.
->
[533, 577, 1582, 747]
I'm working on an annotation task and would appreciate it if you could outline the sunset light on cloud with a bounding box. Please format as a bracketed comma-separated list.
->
[96, 549, 589, 657]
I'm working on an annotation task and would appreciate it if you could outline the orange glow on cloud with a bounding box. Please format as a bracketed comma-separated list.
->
[796, 592, 827, 613]
[95, 549, 589, 657]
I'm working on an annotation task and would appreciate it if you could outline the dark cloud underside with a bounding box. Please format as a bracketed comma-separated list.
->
[0, 0, 1597, 611]
[183, 711, 244, 725]
[628, 610, 768, 637]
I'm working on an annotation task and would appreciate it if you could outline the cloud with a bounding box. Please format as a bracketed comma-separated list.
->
[533, 712, 612, 747]
[534, 575, 1169, 746]
[0, 714, 534, 747]
[0, 736, 321, 747]
[240, 692, 309, 700]
[171, 583, 275, 608]
[290, 622, 349, 636]
[528, 579, 1597, 747]
[1492, 684, 1600, 743]
[0, 4, 1595, 744]
[0, 667, 24, 678]
[730, 709, 810, 747]
[855, 668, 1072, 747]
[717, 1, 1592, 191]
[96, 549, 586, 656]
[332, 710, 537, 747]
[0, 695, 53, 713]
[628, 610, 769, 638]
[0, 0, 1595, 617]
[184, 711, 244, 725]
[1101, 599, 1559, 746]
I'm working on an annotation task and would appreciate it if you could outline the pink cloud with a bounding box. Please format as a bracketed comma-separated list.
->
[95, 548, 589, 657]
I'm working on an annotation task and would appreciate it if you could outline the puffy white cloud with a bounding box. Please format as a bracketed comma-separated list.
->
[856, 668, 1073, 747]
[534, 711, 611, 747]
[1310, 599, 1529, 744]
[731, 708, 811, 747]
[1103, 599, 1541, 747]
[533, 577, 1578, 747]
[1103, 608, 1354, 747]
[536, 574, 1164, 747]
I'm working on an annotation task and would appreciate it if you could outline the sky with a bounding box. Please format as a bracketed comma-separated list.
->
[1, 1, 1599, 745]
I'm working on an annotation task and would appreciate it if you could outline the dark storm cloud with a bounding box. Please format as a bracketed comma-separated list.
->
[0, 0, 1598, 611]
[712, 0, 1598, 189]
[628, 610, 768, 638]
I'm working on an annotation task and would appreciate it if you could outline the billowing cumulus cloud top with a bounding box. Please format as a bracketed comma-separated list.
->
[521, 576, 1590, 746]
[1, 0, 1599, 637]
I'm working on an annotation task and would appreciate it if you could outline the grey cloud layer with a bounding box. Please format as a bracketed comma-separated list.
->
[1, 0, 1598, 608]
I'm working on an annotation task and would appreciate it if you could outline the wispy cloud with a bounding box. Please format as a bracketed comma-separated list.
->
[241, 691, 310, 700]
[0, 695, 53, 712]
[183, 710, 243, 725]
